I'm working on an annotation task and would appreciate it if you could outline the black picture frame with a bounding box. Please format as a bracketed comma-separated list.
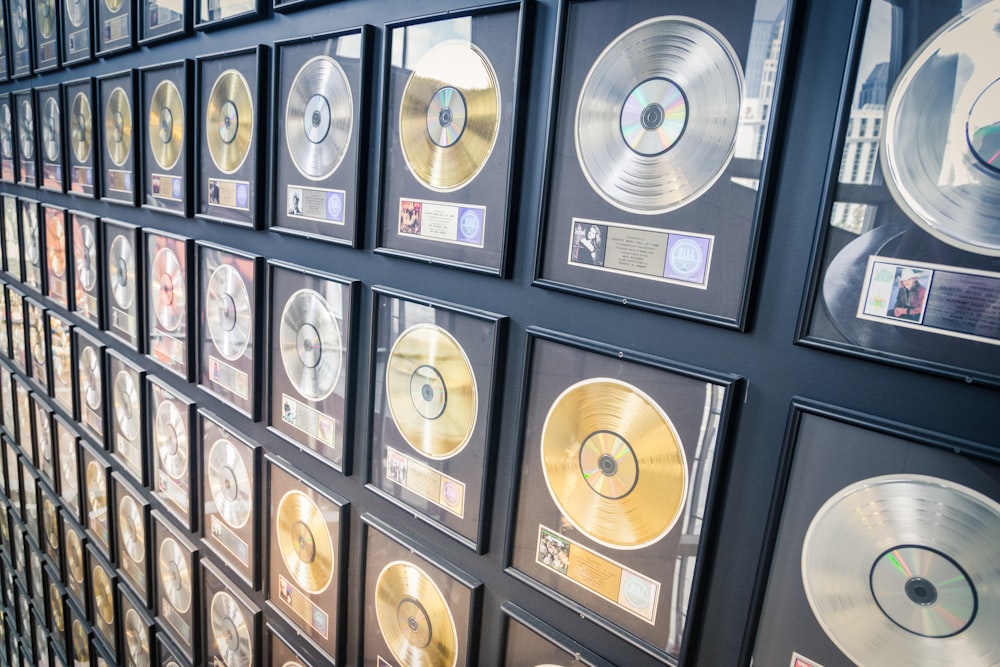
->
[0, 93, 16, 182]
[95, 0, 133, 57]
[73, 327, 105, 444]
[97, 70, 139, 207]
[36, 85, 64, 192]
[47, 313, 74, 415]
[151, 510, 199, 663]
[30, 396, 54, 487]
[63, 516, 87, 610]
[501, 602, 615, 667]
[69, 210, 101, 327]
[84, 540, 117, 660]
[0, 283, 8, 360]
[118, 582, 154, 665]
[13, 88, 36, 187]
[1, 196, 20, 281]
[63, 79, 97, 198]
[6, 286, 24, 373]
[105, 350, 146, 484]
[111, 472, 150, 607]
[79, 438, 111, 559]
[141, 59, 193, 217]
[31, 0, 58, 72]
[0, 4, 9, 81]
[42, 205, 69, 307]
[61, 0, 93, 65]
[146, 375, 196, 532]
[101, 218, 142, 350]
[201, 559, 260, 667]
[40, 482, 61, 568]
[20, 197, 43, 292]
[194, 0, 261, 30]
[138, 0, 189, 46]
[9, 0, 31, 79]
[24, 298, 48, 392]
[144, 229, 192, 379]
[53, 415, 82, 523]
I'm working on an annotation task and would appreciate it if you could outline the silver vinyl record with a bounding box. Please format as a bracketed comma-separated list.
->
[285, 56, 353, 181]
[76, 223, 97, 291]
[124, 608, 148, 667]
[119, 494, 145, 564]
[12, 1, 26, 49]
[18, 98, 33, 160]
[151, 247, 185, 332]
[802, 474, 1000, 665]
[1, 103, 13, 158]
[210, 591, 252, 667]
[207, 438, 251, 529]
[80, 344, 102, 410]
[158, 537, 191, 613]
[206, 263, 252, 361]
[65, 0, 86, 27]
[23, 207, 39, 267]
[279, 288, 342, 402]
[42, 97, 61, 162]
[575, 15, 743, 215]
[113, 369, 140, 440]
[154, 399, 187, 481]
[881, 1, 1000, 256]
[109, 233, 136, 309]
[70, 91, 92, 163]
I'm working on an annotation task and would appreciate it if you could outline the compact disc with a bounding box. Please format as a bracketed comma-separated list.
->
[541, 377, 687, 549]
[285, 56, 353, 180]
[75, 222, 97, 291]
[47, 213, 66, 277]
[210, 591, 252, 667]
[575, 16, 742, 214]
[71, 91, 93, 163]
[108, 233, 136, 309]
[206, 69, 253, 174]
[208, 438, 251, 528]
[279, 288, 342, 401]
[42, 96, 60, 162]
[113, 369, 140, 440]
[205, 263, 251, 361]
[802, 474, 1000, 665]
[66, 0, 86, 27]
[154, 399, 187, 480]
[86, 460, 106, 515]
[385, 324, 477, 459]
[104, 87, 132, 167]
[1, 102, 12, 158]
[37, 0, 55, 37]
[67, 528, 84, 583]
[18, 98, 33, 160]
[92, 564, 114, 625]
[151, 246, 185, 332]
[375, 561, 458, 667]
[149, 80, 184, 171]
[882, 1, 1000, 255]
[80, 344, 102, 410]
[48, 583, 64, 632]
[399, 40, 500, 192]
[124, 609, 147, 665]
[158, 537, 191, 613]
[276, 489, 333, 594]
[119, 494, 144, 564]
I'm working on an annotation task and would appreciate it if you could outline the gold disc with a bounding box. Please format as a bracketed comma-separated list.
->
[210, 591, 252, 667]
[67, 528, 84, 583]
[206, 69, 253, 174]
[154, 399, 188, 480]
[276, 489, 333, 594]
[71, 91, 92, 163]
[151, 246, 185, 332]
[66, 0, 86, 27]
[42, 496, 58, 547]
[119, 494, 144, 565]
[399, 40, 500, 192]
[149, 79, 184, 171]
[48, 583, 64, 632]
[72, 618, 89, 662]
[540, 378, 687, 549]
[124, 608, 147, 664]
[104, 86, 132, 167]
[104, 0, 123, 10]
[375, 561, 458, 667]
[86, 459, 106, 516]
[46, 208, 66, 278]
[92, 563, 114, 625]
[158, 536, 191, 613]
[37, 0, 55, 37]
[385, 324, 477, 459]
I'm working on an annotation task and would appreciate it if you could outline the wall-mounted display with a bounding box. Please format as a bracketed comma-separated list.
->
[377, 2, 525, 274]
[80, 439, 111, 558]
[201, 559, 259, 667]
[86, 543, 117, 660]
[196, 47, 264, 228]
[45, 565, 67, 658]
[369, 288, 503, 550]
[25, 298, 48, 391]
[102, 218, 141, 350]
[20, 197, 42, 291]
[112, 472, 149, 605]
[70, 211, 100, 326]
[64, 79, 96, 197]
[0, 285, 7, 360]
[9, 0, 31, 79]
[48, 313, 73, 414]
[98, 71, 139, 206]
[799, 0, 1000, 386]
[144, 229, 190, 379]
[106, 350, 145, 483]
[141, 60, 191, 217]
[153, 511, 198, 662]
[31, 0, 57, 72]
[64, 518, 87, 609]
[13, 89, 35, 186]
[74, 329, 105, 443]
[43, 204, 68, 306]
[147, 375, 195, 531]
[2, 196, 20, 280]
[272, 28, 368, 246]
[267, 261, 355, 471]
[36, 84, 63, 191]
[96, 0, 132, 56]
[0, 94, 15, 182]
[7, 286, 24, 372]
[0, 6, 8, 82]
[40, 483, 60, 566]
[31, 396, 54, 486]
[118, 583, 153, 667]
[61, 0, 92, 65]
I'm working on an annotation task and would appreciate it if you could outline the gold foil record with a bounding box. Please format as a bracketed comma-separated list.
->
[113, 369, 140, 440]
[86, 458, 106, 510]
[42, 96, 60, 162]
[46, 211, 66, 277]
[104, 0, 123, 11]
[276, 489, 333, 594]
[71, 91, 93, 163]
[158, 537, 191, 613]
[67, 529, 84, 583]
[575, 16, 742, 214]
[80, 344, 102, 410]
[124, 608, 147, 665]
[119, 494, 144, 564]
[30, 311, 46, 366]
[206, 69, 253, 174]
[802, 474, 1000, 665]
[151, 246, 184, 332]
[149, 79, 184, 171]
[18, 98, 33, 159]
[385, 324, 477, 459]
[104, 86, 132, 167]
[206, 263, 252, 361]
[48, 583, 64, 632]
[72, 619, 89, 662]
[208, 438, 251, 529]
[375, 561, 458, 667]
[540, 378, 687, 549]
[66, 0, 86, 27]
[285, 55, 353, 180]
[75, 222, 97, 291]
[109, 233, 136, 309]
[154, 399, 188, 480]
[399, 40, 500, 192]
[42, 496, 58, 547]
[211, 591, 252, 667]
[92, 563, 114, 625]
[279, 288, 342, 402]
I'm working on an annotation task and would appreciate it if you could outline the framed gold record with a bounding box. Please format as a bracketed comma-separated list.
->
[36, 85, 64, 190]
[102, 219, 142, 350]
[64, 80, 96, 197]
[267, 624, 316, 667]
[0, 94, 16, 182]
[44, 563, 67, 654]
[20, 198, 43, 291]
[508, 330, 736, 663]
[80, 439, 111, 557]
[98, 72, 139, 206]
[48, 313, 74, 415]
[54, 415, 82, 523]
[106, 350, 145, 484]
[266, 455, 347, 663]
[197, 47, 264, 228]
[43, 205, 68, 306]
[112, 473, 150, 605]
[32, 0, 58, 71]
[201, 560, 260, 667]
[7, 286, 26, 374]
[118, 583, 154, 667]
[152, 511, 198, 661]
[31, 393, 55, 486]
[12, 90, 34, 187]
[86, 543, 118, 660]
[39, 483, 61, 567]
[68, 601, 92, 667]
[63, 516, 88, 609]
[378, 4, 525, 274]
[70, 211, 100, 326]
[144, 230, 191, 379]
[140, 0, 189, 45]
[9, 0, 31, 79]
[96, 0, 132, 56]
[142, 60, 192, 216]
[370, 288, 503, 551]
[25, 298, 48, 392]
[62, 0, 93, 64]
[147, 376, 195, 530]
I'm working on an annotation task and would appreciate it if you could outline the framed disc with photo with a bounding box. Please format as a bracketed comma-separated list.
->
[36, 85, 63, 191]
[535, 0, 793, 328]
[201, 560, 260, 667]
[13, 89, 36, 187]
[141, 60, 192, 217]
[101, 218, 141, 350]
[70, 211, 101, 326]
[368, 288, 504, 551]
[86, 543, 117, 659]
[32, 0, 58, 72]
[20, 197, 43, 291]
[64, 79, 96, 197]
[0, 94, 16, 182]
[54, 415, 82, 522]
[145, 229, 191, 378]
[152, 511, 199, 662]
[112, 472, 149, 605]
[43, 205, 69, 306]
[2, 196, 21, 280]
[267, 261, 356, 471]
[196, 47, 265, 228]
[139, 0, 189, 45]
[80, 439, 111, 558]
[272, 28, 369, 247]
[7, 286, 25, 373]
[61, 0, 93, 65]
[118, 583, 154, 666]
[25, 298, 48, 391]
[507, 329, 737, 663]
[74, 328, 105, 443]
[106, 350, 145, 484]
[95, 0, 133, 56]
[97, 71, 139, 206]
[9, 0, 31, 79]
[147, 376, 196, 531]
[48, 313, 74, 414]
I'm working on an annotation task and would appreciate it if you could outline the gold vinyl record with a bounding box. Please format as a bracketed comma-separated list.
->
[119, 494, 144, 564]
[802, 474, 1000, 665]
[276, 489, 333, 594]
[206, 69, 253, 174]
[279, 288, 342, 402]
[206, 263, 252, 361]
[37, 0, 55, 37]
[399, 40, 500, 192]
[208, 438, 251, 529]
[158, 536, 192, 613]
[385, 323, 477, 459]
[18, 98, 33, 159]
[72, 618, 89, 662]
[211, 591, 252, 667]
[86, 459, 106, 514]
[149, 79, 184, 171]
[113, 369, 140, 440]
[375, 561, 458, 667]
[42, 496, 59, 548]
[285, 55, 353, 180]
[575, 16, 742, 214]
[47, 213, 66, 277]
[42, 96, 60, 162]
[109, 233, 136, 309]
[80, 344, 102, 411]
[104, 86, 132, 167]
[540, 378, 687, 549]
[23, 205, 40, 266]
[124, 609, 147, 665]
[154, 399, 188, 480]
[38, 414, 54, 468]
[71, 91, 93, 163]
[75, 222, 98, 291]
[151, 246, 184, 331]
[48, 583, 64, 632]
[104, 0, 123, 11]
[67, 528, 84, 584]
[66, 0, 86, 27]
[1, 103, 13, 159]
[92, 564, 114, 625]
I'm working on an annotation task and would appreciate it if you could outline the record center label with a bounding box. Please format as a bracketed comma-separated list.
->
[287, 185, 346, 225]
[385, 446, 466, 518]
[208, 355, 249, 400]
[280, 394, 336, 449]
[277, 573, 329, 640]
[209, 515, 249, 567]
[536, 525, 660, 624]
[207, 178, 251, 211]
[398, 197, 486, 248]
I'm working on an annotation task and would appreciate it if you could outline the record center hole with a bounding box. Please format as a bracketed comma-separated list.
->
[221, 295, 237, 331]
[598, 453, 618, 476]
[293, 521, 316, 563]
[439, 107, 453, 128]
[905, 577, 938, 606]
[641, 103, 665, 130]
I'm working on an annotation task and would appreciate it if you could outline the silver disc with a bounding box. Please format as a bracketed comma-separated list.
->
[124, 608, 148, 667]
[279, 288, 342, 402]
[12, 1, 25, 49]
[575, 15, 743, 214]
[1, 103, 13, 158]
[207, 438, 251, 528]
[113, 369, 140, 440]
[206, 264, 251, 361]
[802, 473, 1000, 665]
[108, 233, 136, 309]
[158, 537, 191, 613]
[80, 344, 101, 410]
[23, 206, 39, 266]
[76, 223, 97, 290]
[154, 399, 187, 480]
[65, 0, 86, 27]
[210, 591, 252, 667]
[151, 247, 185, 332]
[285, 56, 353, 180]
[43, 97, 60, 162]
[118, 494, 144, 564]
[18, 98, 33, 160]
